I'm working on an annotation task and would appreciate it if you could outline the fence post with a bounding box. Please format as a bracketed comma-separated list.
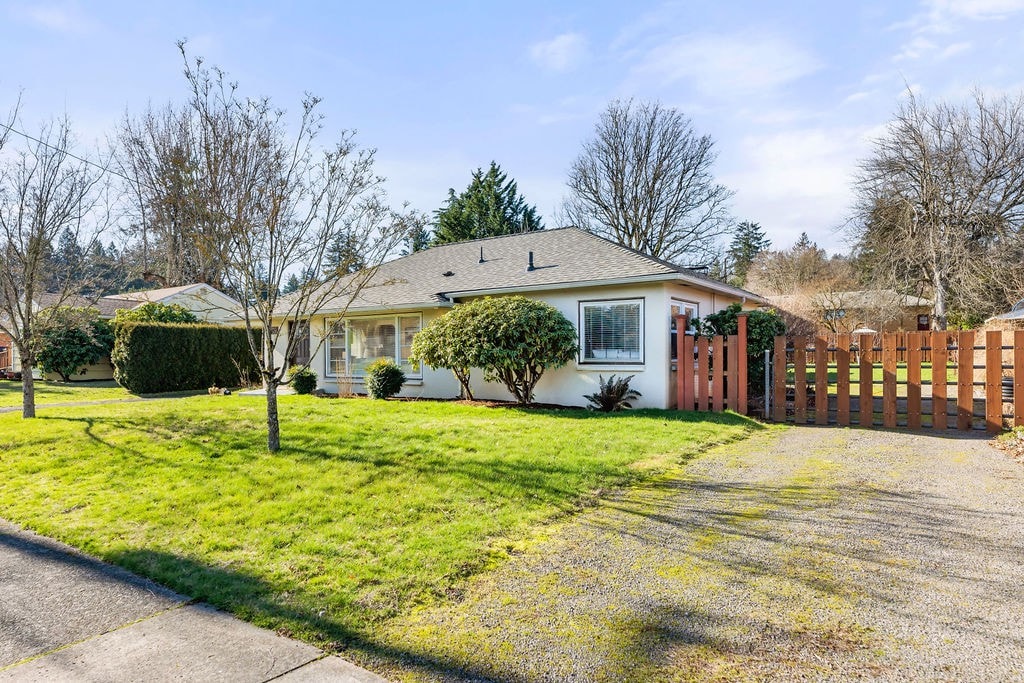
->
[957, 330, 975, 431]
[793, 336, 807, 423]
[675, 315, 688, 411]
[815, 336, 828, 425]
[773, 336, 786, 422]
[859, 333, 873, 427]
[906, 332, 922, 430]
[697, 336, 710, 411]
[737, 313, 748, 416]
[985, 330, 1002, 433]
[1016, 330, 1024, 429]
[836, 334, 851, 426]
[931, 331, 948, 431]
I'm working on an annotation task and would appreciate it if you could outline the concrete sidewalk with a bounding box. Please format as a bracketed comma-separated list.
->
[0, 521, 387, 682]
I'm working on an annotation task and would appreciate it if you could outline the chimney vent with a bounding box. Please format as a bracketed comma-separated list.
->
[526, 251, 535, 272]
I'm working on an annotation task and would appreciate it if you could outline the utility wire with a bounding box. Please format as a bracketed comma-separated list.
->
[0, 121, 132, 183]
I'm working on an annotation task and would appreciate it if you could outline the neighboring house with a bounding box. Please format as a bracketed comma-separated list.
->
[985, 298, 1024, 330]
[771, 289, 933, 333]
[5, 283, 242, 381]
[273, 228, 765, 409]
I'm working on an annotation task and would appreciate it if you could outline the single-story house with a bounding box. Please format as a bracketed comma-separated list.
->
[5, 283, 242, 381]
[771, 289, 933, 333]
[273, 228, 765, 409]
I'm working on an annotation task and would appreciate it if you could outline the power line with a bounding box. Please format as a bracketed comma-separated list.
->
[0, 121, 132, 183]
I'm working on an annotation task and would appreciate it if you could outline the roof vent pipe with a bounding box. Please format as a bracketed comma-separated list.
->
[479, 247, 485, 264]
[526, 251, 535, 272]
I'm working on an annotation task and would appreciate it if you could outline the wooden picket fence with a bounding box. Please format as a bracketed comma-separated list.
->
[674, 314, 749, 415]
[771, 331, 1024, 433]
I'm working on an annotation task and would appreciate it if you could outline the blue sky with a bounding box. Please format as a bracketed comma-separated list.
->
[2, 0, 1023, 253]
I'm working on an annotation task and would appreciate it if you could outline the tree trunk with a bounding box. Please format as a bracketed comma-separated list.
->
[266, 379, 280, 452]
[21, 360, 36, 419]
[932, 269, 947, 331]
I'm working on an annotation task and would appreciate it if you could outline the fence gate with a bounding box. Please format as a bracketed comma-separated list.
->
[770, 331, 1024, 433]
[674, 314, 748, 416]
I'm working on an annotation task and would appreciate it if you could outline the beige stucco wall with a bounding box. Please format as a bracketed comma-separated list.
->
[286, 280, 751, 409]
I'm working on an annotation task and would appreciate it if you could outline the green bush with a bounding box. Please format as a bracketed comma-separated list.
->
[695, 302, 786, 398]
[472, 297, 578, 404]
[37, 306, 115, 382]
[113, 302, 200, 324]
[410, 310, 480, 399]
[364, 358, 405, 399]
[111, 322, 259, 393]
[289, 366, 318, 395]
[412, 296, 578, 404]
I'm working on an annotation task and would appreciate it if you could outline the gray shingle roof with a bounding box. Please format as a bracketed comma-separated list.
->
[313, 227, 763, 313]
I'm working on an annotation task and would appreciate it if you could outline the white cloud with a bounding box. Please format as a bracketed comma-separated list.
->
[939, 41, 972, 58]
[529, 33, 588, 72]
[719, 126, 873, 252]
[629, 31, 822, 97]
[907, 0, 1024, 35]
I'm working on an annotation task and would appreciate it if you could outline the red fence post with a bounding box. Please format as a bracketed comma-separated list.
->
[907, 332, 922, 430]
[793, 336, 807, 423]
[675, 315, 687, 410]
[836, 334, 851, 426]
[957, 330, 975, 431]
[697, 337, 709, 411]
[986, 330, 1002, 433]
[815, 336, 829, 425]
[931, 331, 948, 430]
[859, 333, 874, 427]
[737, 313, 748, 415]
[1016, 330, 1024, 429]
[773, 336, 787, 422]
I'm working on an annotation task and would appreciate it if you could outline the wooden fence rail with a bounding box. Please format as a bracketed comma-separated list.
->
[770, 330, 1023, 433]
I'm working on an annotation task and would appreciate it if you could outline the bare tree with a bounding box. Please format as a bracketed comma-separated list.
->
[853, 90, 1024, 329]
[0, 111, 106, 417]
[116, 103, 228, 288]
[175, 45, 404, 451]
[564, 99, 733, 267]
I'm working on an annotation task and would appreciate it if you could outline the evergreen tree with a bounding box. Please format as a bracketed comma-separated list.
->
[432, 162, 543, 245]
[725, 221, 771, 285]
[325, 231, 366, 275]
[282, 273, 301, 295]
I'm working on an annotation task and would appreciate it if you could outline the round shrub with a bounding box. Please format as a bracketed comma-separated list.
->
[364, 358, 405, 399]
[289, 366, 318, 395]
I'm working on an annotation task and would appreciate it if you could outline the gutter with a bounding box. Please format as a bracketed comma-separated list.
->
[444, 273, 768, 304]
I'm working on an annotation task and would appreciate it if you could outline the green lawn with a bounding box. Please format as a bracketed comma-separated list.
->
[0, 379, 134, 407]
[0, 395, 760, 662]
[793, 363, 960, 396]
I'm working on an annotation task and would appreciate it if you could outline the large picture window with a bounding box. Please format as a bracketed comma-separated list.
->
[579, 299, 644, 364]
[325, 314, 422, 378]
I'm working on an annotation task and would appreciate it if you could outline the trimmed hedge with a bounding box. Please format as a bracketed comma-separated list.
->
[112, 322, 260, 394]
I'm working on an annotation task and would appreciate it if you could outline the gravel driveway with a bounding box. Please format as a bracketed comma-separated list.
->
[377, 426, 1024, 682]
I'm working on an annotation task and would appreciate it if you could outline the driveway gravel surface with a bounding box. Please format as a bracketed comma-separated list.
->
[379, 426, 1024, 682]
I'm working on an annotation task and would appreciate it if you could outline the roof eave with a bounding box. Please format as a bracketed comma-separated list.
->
[445, 272, 767, 303]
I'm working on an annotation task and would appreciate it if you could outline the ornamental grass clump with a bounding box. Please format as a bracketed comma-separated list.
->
[365, 358, 405, 399]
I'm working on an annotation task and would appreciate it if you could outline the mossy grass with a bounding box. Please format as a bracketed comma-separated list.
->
[0, 394, 759, 660]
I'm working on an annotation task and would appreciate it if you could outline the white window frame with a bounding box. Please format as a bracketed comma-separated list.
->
[324, 313, 423, 379]
[578, 298, 645, 366]
[670, 298, 699, 331]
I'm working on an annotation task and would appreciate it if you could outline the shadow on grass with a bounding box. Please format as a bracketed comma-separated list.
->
[101, 546, 544, 682]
